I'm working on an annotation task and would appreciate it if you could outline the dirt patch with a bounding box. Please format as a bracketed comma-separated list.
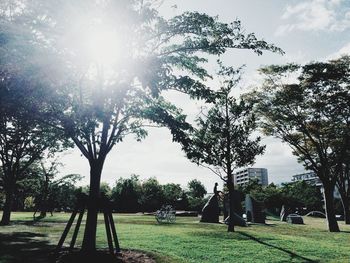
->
[119, 250, 156, 263]
[56, 249, 157, 263]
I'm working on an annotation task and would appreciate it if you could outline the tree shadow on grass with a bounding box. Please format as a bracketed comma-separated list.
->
[238, 232, 319, 263]
[0, 232, 55, 263]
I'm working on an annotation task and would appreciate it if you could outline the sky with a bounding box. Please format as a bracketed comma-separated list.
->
[59, 0, 350, 191]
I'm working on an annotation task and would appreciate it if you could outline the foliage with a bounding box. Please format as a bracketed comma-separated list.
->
[176, 191, 190, 211]
[32, 160, 82, 215]
[140, 177, 165, 212]
[185, 66, 265, 182]
[186, 179, 207, 212]
[280, 181, 323, 212]
[187, 179, 207, 199]
[0, 0, 283, 170]
[162, 183, 183, 207]
[188, 196, 208, 213]
[111, 175, 142, 213]
[23, 196, 35, 211]
[238, 178, 263, 195]
[183, 65, 265, 231]
[99, 182, 112, 198]
[247, 55, 350, 231]
[0, 0, 282, 246]
[0, 83, 68, 223]
[240, 179, 322, 214]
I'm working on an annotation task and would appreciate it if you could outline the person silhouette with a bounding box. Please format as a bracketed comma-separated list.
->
[213, 182, 222, 196]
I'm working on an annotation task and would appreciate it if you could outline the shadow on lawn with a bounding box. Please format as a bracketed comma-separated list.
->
[0, 232, 55, 263]
[238, 232, 319, 263]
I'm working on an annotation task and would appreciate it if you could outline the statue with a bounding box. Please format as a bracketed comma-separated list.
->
[223, 191, 246, 227]
[245, 194, 265, 224]
[200, 183, 221, 223]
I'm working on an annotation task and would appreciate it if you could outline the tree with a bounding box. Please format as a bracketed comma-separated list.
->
[99, 182, 112, 198]
[280, 181, 323, 213]
[0, 86, 66, 225]
[32, 159, 82, 218]
[1, 0, 282, 251]
[187, 179, 207, 212]
[247, 56, 350, 231]
[50, 175, 82, 212]
[187, 179, 207, 199]
[256, 183, 283, 214]
[238, 178, 263, 196]
[162, 183, 183, 207]
[184, 66, 265, 232]
[140, 177, 164, 212]
[111, 175, 142, 213]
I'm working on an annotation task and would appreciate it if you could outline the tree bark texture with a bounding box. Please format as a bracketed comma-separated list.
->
[0, 187, 14, 225]
[81, 160, 103, 252]
[227, 180, 235, 232]
[323, 183, 340, 232]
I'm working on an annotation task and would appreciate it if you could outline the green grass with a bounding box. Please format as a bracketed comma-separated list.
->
[0, 212, 349, 263]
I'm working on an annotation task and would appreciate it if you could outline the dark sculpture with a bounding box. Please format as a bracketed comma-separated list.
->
[200, 183, 221, 223]
[245, 194, 265, 224]
[286, 214, 304, 224]
[223, 190, 246, 227]
[201, 195, 220, 223]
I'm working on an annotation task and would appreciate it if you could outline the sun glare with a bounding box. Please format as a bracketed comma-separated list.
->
[65, 14, 128, 80]
[85, 29, 121, 67]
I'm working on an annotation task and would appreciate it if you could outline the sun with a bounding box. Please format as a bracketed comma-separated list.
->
[84, 28, 121, 68]
[64, 14, 126, 80]
[85, 28, 120, 67]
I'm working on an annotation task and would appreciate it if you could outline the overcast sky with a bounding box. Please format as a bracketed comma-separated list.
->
[59, 0, 350, 191]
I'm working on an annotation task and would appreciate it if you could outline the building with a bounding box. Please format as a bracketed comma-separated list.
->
[291, 172, 322, 187]
[234, 168, 268, 187]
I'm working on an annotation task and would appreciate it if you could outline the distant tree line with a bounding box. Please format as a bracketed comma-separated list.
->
[238, 179, 324, 216]
[0, 170, 208, 214]
[86, 176, 208, 213]
[0, 161, 327, 218]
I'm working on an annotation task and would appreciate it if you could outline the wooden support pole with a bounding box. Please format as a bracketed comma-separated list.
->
[56, 210, 77, 252]
[108, 213, 121, 253]
[69, 208, 85, 251]
[104, 211, 114, 255]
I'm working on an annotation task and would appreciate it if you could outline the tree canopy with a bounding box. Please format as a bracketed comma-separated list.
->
[184, 65, 265, 231]
[247, 55, 350, 231]
[0, 0, 282, 250]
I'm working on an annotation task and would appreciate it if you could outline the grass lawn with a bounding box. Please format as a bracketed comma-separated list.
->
[0, 212, 349, 263]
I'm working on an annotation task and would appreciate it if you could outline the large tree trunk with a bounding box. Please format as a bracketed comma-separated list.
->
[0, 187, 15, 225]
[323, 183, 340, 232]
[227, 180, 235, 232]
[339, 192, 350, 225]
[81, 160, 103, 252]
[39, 176, 50, 218]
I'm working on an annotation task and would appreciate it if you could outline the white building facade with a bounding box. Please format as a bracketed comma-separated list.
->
[291, 172, 322, 187]
[234, 168, 269, 187]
